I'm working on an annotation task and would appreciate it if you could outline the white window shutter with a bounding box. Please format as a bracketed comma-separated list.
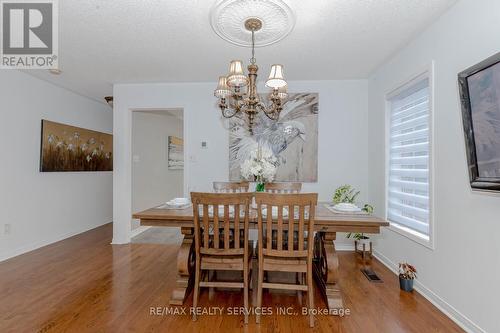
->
[388, 78, 430, 236]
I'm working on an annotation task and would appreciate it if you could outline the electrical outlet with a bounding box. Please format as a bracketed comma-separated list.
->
[4, 224, 11, 235]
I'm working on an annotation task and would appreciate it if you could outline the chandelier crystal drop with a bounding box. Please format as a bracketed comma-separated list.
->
[214, 18, 288, 135]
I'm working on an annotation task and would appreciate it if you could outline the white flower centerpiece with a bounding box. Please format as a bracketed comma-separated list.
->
[240, 146, 277, 192]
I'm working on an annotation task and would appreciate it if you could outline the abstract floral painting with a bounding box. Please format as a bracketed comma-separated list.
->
[40, 120, 113, 172]
[229, 93, 319, 182]
[168, 136, 184, 170]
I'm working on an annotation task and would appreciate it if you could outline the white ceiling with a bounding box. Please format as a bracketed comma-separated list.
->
[25, 0, 457, 103]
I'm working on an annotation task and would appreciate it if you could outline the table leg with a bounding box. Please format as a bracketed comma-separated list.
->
[313, 231, 344, 310]
[169, 227, 195, 305]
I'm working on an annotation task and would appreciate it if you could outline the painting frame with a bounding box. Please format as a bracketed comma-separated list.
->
[39, 119, 113, 172]
[458, 52, 500, 191]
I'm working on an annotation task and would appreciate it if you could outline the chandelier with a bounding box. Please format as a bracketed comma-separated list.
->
[214, 18, 288, 135]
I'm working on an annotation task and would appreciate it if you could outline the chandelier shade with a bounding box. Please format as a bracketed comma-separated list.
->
[214, 76, 231, 98]
[227, 60, 248, 87]
[265, 64, 287, 89]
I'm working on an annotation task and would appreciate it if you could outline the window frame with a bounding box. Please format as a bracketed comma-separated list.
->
[384, 62, 435, 250]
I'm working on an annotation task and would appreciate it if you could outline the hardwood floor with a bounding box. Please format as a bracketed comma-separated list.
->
[0, 223, 463, 333]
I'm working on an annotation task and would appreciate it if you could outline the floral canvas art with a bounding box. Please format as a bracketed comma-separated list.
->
[229, 93, 319, 182]
[40, 120, 113, 172]
[168, 136, 184, 170]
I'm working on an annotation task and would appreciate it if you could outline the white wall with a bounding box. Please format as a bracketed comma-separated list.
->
[367, 0, 500, 332]
[113, 80, 369, 246]
[0, 71, 113, 261]
[132, 111, 183, 230]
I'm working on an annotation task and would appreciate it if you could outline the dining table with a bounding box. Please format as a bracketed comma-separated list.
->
[132, 202, 389, 312]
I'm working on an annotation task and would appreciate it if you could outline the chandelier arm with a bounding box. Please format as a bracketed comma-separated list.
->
[218, 97, 240, 119]
[220, 106, 239, 119]
[255, 103, 266, 118]
[260, 102, 282, 121]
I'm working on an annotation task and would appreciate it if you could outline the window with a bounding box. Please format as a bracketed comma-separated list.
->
[387, 72, 432, 244]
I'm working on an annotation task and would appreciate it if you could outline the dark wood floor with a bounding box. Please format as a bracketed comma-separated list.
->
[0, 223, 463, 333]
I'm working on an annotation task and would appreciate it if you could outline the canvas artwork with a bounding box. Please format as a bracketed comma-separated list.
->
[168, 136, 184, 170]
[40, 120, 113, 172]
[229, 93, 319, 182]
[467, 61, 500, 178]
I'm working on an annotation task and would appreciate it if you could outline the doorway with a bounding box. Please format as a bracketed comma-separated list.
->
[131, 109, 184, 239]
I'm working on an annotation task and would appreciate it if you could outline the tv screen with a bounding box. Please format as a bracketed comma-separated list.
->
[459, 52, 500, 191]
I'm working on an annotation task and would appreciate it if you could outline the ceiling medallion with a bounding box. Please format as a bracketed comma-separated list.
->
[213, 17, 288, 135]
[210, 0, 296, 47]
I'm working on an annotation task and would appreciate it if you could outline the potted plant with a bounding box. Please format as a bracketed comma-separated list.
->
[334, 185, 374, 248]
[398, 262, 417, 292]
[333, 184, 360, 206]
[333, 185, 374, 213]
[347, 232, 371, 251]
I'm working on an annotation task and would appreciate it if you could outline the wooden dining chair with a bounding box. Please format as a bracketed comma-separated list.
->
[213, 181, 250, 193]
[191, 192, 253, 323]
[264, 182, 302, 193]
[255, 192, 317, 328]
[264, 182, 303, 262]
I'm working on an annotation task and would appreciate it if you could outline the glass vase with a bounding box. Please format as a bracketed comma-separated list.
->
[256, 182, 265, 192]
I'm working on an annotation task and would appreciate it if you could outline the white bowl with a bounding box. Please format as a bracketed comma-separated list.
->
[333, 203, 361, 212]
[171, 197, 189, 204]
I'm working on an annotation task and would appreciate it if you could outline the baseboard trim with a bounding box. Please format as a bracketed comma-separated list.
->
[130, 226, 151, 238]
[0, 221, 112, 262]
[334, 243, 355, 251]
[373, 249, 486, 333]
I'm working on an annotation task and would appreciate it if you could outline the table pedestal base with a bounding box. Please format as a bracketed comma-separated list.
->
[313, 231, 344, 310]
[169, 227, 195, 305]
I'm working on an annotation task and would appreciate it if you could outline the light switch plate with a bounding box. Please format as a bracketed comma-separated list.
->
[132, 155, 140, 163]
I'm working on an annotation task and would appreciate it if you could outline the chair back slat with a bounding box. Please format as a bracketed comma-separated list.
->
[224, 205, 230, 249]
[213, 206, 219, 248]
[213, 181, 250, 193]
[203, 205, 209, 248]
[264, 182, 302, 194]
[191, 192, 252, 255]
[234, 204, 240, 246]
[256, 193, 317, 257]
[277, 205, 283, 251]
[266, 208, 272, 250]
[288, 204, 294, 251]
[298, 205, 305, 251]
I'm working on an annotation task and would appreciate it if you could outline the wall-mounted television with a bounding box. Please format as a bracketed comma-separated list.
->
[458, 52, 500, 191]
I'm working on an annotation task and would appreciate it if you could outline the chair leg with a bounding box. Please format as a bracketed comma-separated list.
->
[307, 268, 314, 328]
[296, 272, 303, 306]
[256, 259, 264, 324]
[244, 265, 249, 324]
[209, 270, 215, 300]
[252, 260, 258, 305]
[192, 262, 201, 321]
